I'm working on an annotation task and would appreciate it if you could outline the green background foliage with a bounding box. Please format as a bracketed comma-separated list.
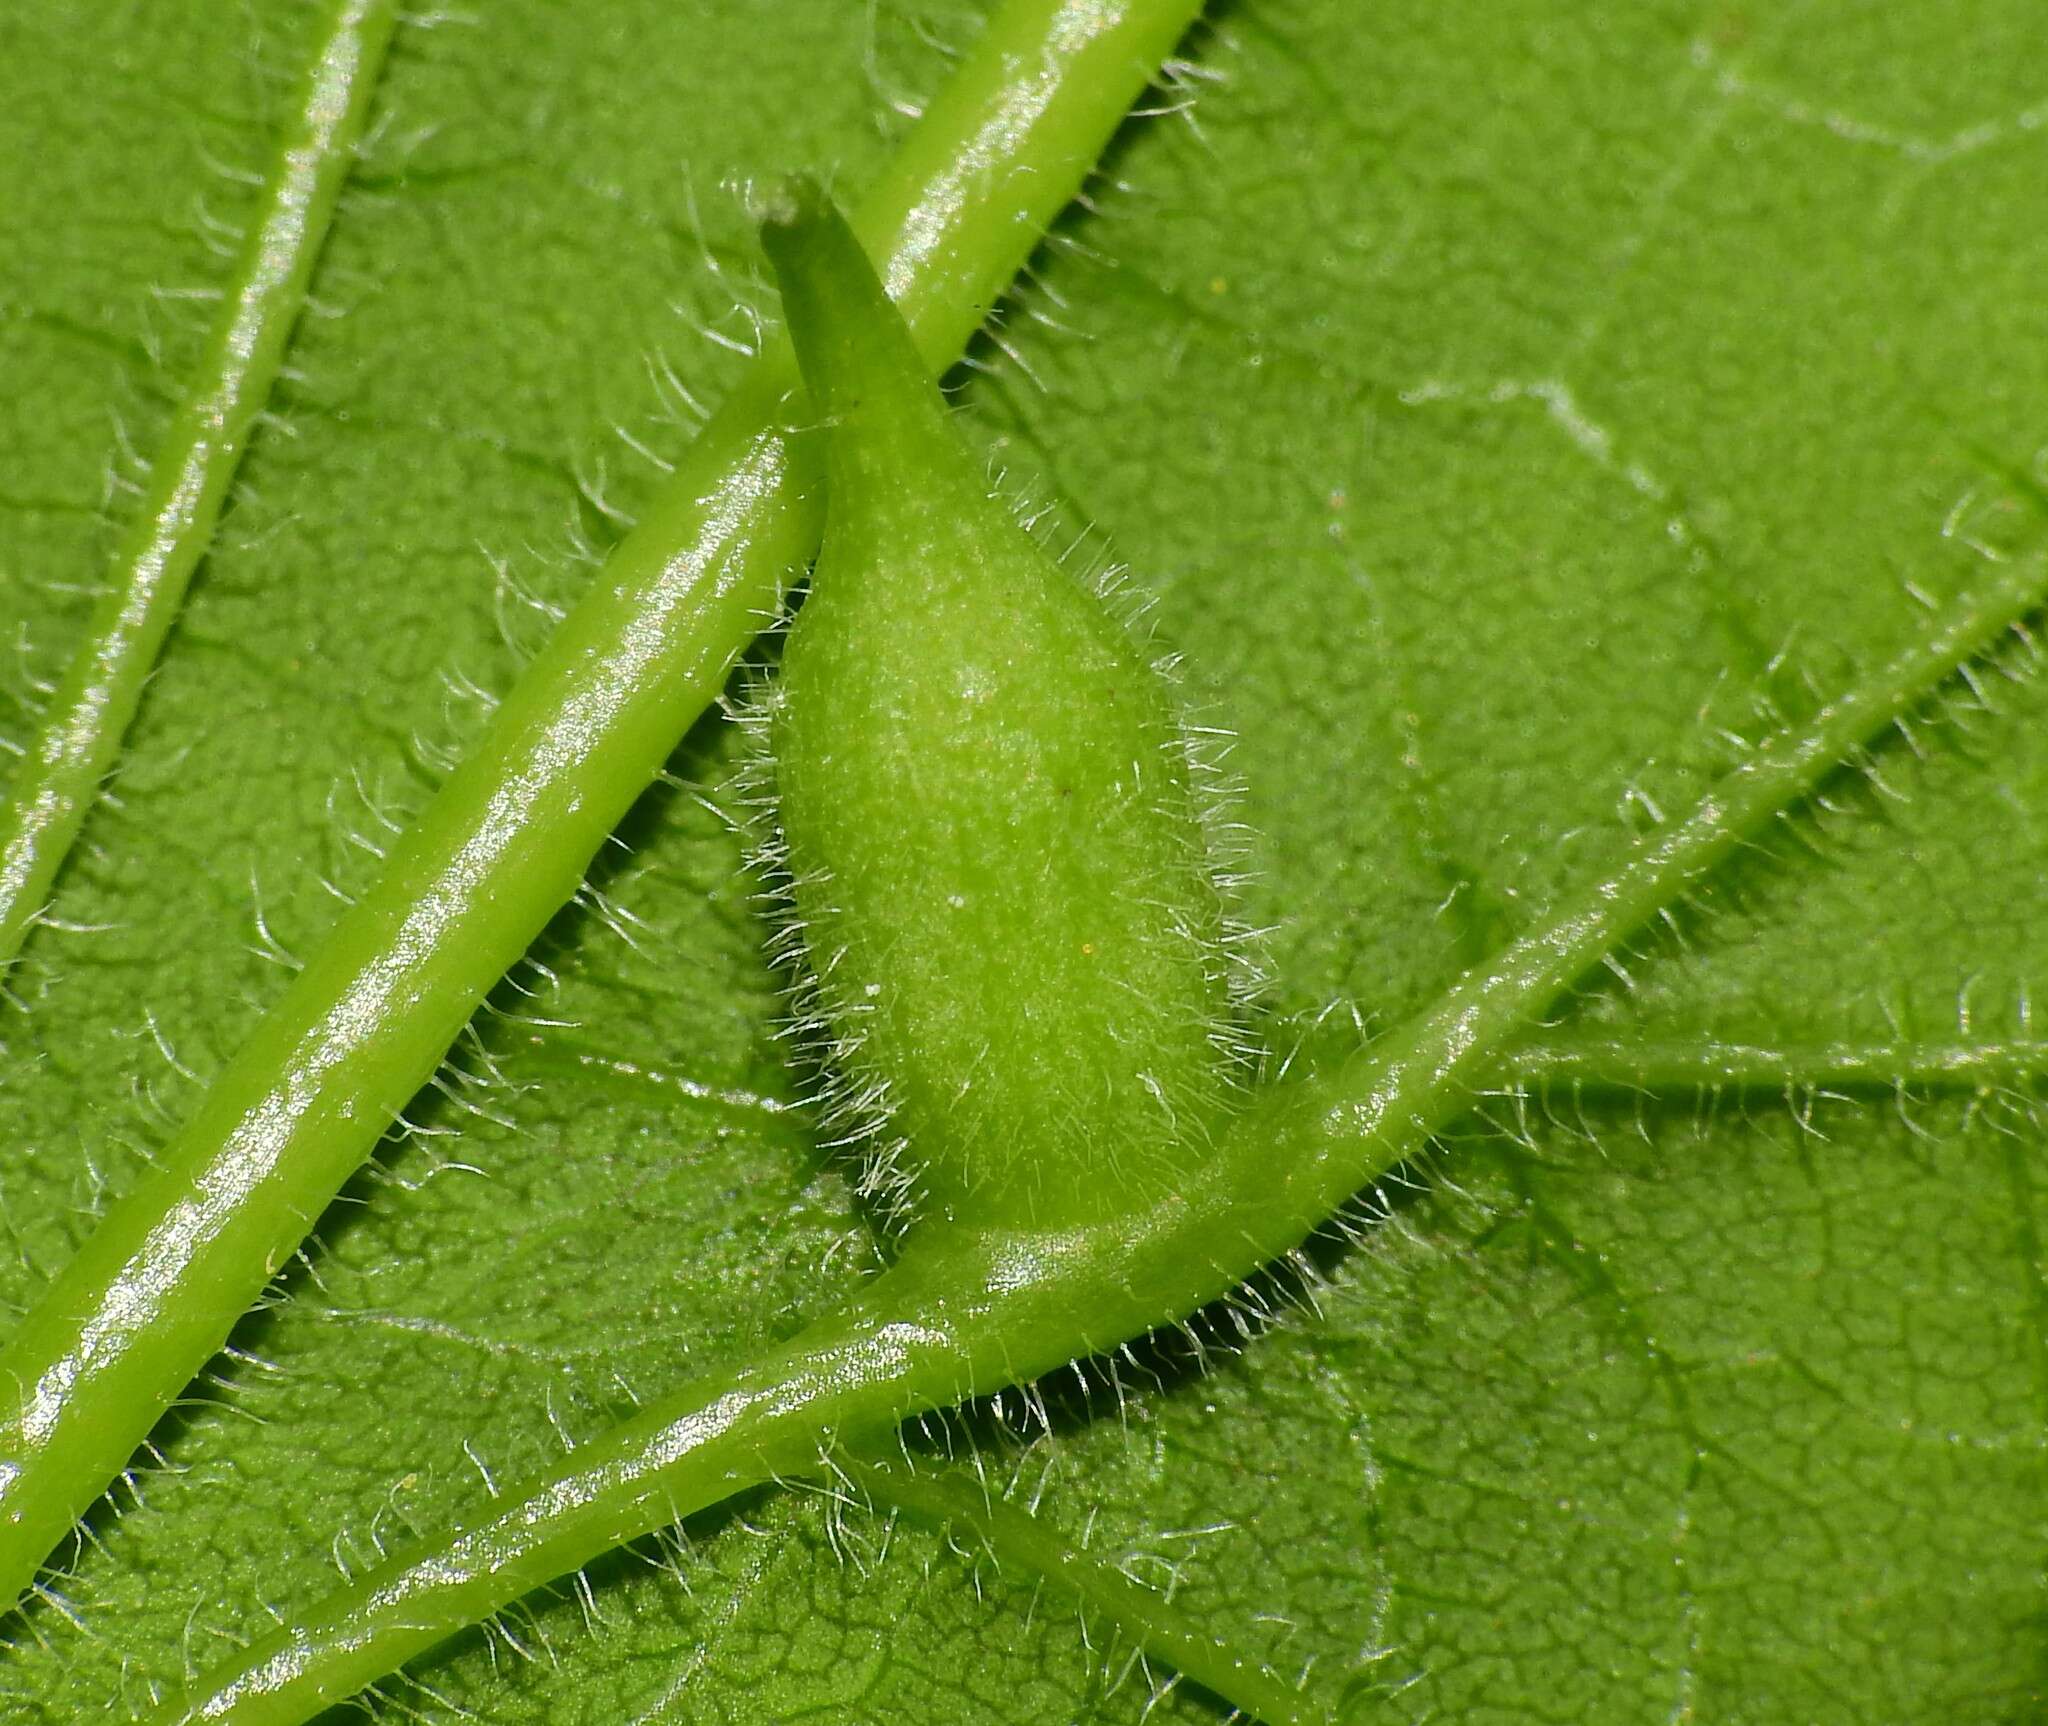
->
[1, 0, 2043, 1719]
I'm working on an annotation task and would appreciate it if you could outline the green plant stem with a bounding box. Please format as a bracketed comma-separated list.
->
[139, 1223, 1285, 1726]
[1239, 554, 2048, 1258]
[1496, 1033, 2048, 1096]
[0, 0, 397, 986]
[0, 0, 1208, 1615]
[150, 559, 2048, 1725]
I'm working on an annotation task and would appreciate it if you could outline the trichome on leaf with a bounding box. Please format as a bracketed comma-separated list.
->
[134, 185, 2048, 1726]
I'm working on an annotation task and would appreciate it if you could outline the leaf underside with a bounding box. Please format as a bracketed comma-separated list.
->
[1, 1, 2045, 1722]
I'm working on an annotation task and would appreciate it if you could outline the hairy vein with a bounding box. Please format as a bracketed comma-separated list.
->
[1239, 553, 2048, 1253]
[846, 1459, 1319, 1726]
[0, 0, 399, 987]
[1496, 1032, 2048, 1096]
[0, 0, 1210, 1628]
[141, 553, 2048, 1726]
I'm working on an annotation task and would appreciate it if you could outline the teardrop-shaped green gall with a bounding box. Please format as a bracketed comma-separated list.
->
[760, 183, 1234, 1232]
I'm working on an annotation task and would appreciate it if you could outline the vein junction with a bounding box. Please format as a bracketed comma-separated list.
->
[150, 544, 2048, 1726]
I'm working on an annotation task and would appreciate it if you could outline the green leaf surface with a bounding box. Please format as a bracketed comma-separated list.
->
[2, 0, 2043, 1721]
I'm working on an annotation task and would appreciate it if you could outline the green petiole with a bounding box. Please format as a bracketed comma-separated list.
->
[136, 189, 2048, 1725]
[0, 0, 398, 987]
[0, 0, 1208, 1618]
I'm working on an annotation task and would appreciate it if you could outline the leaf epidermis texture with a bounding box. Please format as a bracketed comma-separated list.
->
[1, 0, 2045, 1722]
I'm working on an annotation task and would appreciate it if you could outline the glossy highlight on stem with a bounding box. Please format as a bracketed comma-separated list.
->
[0, 0, 1210, 1621]
[0, 0, 399, 986]
[142, 223, 2048, 1726]
[139, 172, 1261, 1726]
